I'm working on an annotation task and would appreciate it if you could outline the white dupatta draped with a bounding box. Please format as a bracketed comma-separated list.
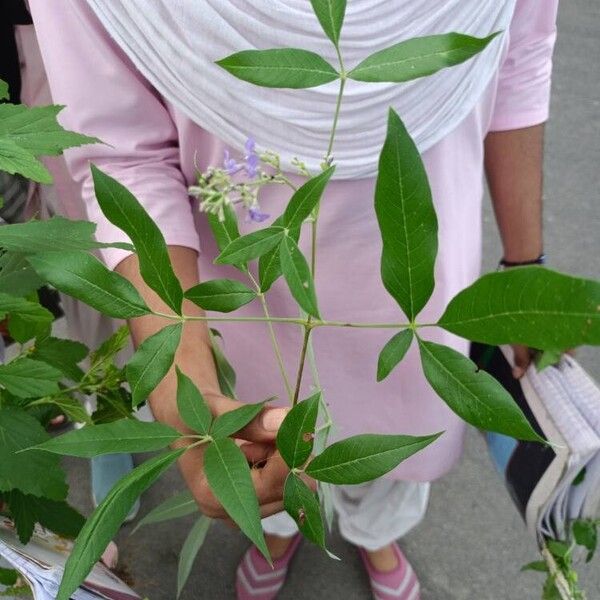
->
[85, 0, 516, 178]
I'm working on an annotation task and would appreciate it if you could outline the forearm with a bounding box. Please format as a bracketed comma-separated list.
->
[484, 124, 545, 262]
[115, 245, 221, 431]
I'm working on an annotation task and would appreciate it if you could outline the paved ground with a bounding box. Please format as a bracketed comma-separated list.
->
[63, 2, 599, 599]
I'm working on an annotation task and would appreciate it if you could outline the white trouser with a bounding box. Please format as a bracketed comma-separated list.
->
[262, 480, 430, 552]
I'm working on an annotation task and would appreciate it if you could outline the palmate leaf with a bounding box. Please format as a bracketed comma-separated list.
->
[29, 395, 92, 426]
[5, 490, 84, 544]
[91, 165, 184, 314]
[30, 419, 182, 457]
[376, 329, 413, 382]
[207, 204, 241, 254]
[0, 104, 98, 182]
[176, 367, 213, 436]
[0, 217, 132, 254]
[375, 109, 438, 321]
[309, 0, 346, 48]
[305, 432, 441, 484]
[418, 339, 540, 441]
[216, 49, 339, 88]
[27, 251, 150, 319]
[280, 235, 320, 318]
[177, 515, 212, 597]
[348, 32, 499, 83]
[204, 438, 269, 561]
[126, 323, 183, 407]
[438, 267, 600, 350]
[184, 279, 256, 313]
[284, 474, 325, 549]
[57, 449, 184, 600]
[277, 392, 320, 468]
[0, 358, 61, 398]
[0, 408, 68, 501]
[132, 489, 197, 534]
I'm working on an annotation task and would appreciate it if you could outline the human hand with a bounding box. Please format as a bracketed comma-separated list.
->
[178, 393, 290, 520]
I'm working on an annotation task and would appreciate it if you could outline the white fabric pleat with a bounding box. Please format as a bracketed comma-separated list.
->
[84, 0, 516, 178]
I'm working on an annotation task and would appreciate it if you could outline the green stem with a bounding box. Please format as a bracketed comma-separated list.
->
[292, 325, 311, 406]
[246, 272, 294, 403]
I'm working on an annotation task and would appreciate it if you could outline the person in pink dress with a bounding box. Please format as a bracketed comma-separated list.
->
[29, 1, 558, 598]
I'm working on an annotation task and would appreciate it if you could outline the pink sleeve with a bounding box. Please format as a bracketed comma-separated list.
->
[489, 0, 559, 132]
[28, 0, 200, 270]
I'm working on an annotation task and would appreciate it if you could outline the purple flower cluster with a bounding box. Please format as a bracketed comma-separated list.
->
[223, 137, 260, 179]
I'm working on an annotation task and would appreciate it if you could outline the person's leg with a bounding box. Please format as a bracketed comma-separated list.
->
[335, 479, 429, 599]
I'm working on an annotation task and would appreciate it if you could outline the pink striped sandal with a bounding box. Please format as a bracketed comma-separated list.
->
[236, 534, 302, 600]
[358, 543, 420, 600]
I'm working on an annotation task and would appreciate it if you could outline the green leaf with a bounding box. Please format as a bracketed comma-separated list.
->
[0, 567, 18, 586]
[31, 336, 88, 382]
[547, 539, 570, 559]
[521, 560, 549, 573]
[30, 419, 181, 457]
[258, 217, 300, 293]
[348, 32, 499, 83]
[0, 217, 131, 254]
[375, 109, 437, 321]
[0, 103, 99, 156]
[282, 166, 335, 229]
[210, 329, 237, 399]
[0, 358, 61, 398]
[536, 349, 563, 372]
[91, 165, 184, 314]
[305, 432, 441, 484]
[0, 80, 8, 101]
[184, 279, 256, 313]
[0, 293, 53, 343]
[177, 515, 211, 597]
[418, 339, 540, 441]
[0, 138, 51, 183]
[211, 402, 266, 439]
[176, 367, 212, 436]
[0, 408, 68, 500]
[57, 449, 183, 600]
[215, 226, 285, 265]
[376, 329, 413, 382]
[29, 395, 92, 426]
[0, 252, 43, 296]
[203, 438, 269, 561]
[216, 49, 339, 89]
[309, 0, 346, 47]
[284, 473, 325, 548]
[90, 325, 130, 370]
[207, 204, 241, 254]
[5, 490, 84, 544]
[92, 389, 134, 424]
[126, 323, 183, 407]
[573, 467, 586, 486]
[27, 251, 150, 319]
[573, 520, 597, 562]
[438, 267, 600, 350]
[132, 490, 197, 534]
[280, 235, 319, 318]
[277, 392, 320, 468]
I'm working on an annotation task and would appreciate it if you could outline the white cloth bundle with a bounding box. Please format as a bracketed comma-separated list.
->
[85, 0, 516, 178]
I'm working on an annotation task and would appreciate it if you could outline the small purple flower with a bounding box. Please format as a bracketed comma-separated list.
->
[244, 137, 256, 155]
[248, 206, 270, 223]
[223, 149, 242, 175]
[245, 152, 260, 178]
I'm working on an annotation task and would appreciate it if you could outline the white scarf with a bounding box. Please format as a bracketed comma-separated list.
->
[85, 0, 516, 179]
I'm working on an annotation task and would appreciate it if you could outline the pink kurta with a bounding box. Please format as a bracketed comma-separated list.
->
[29, 0, 558, 481]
